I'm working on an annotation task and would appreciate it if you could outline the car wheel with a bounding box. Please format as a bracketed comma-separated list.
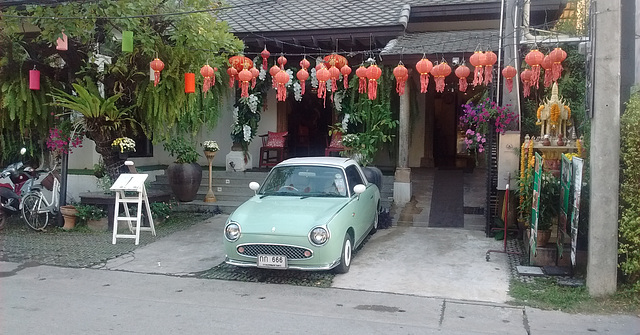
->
[333, 234, 353, 274]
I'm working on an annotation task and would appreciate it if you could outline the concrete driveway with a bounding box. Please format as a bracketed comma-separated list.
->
[102, 213, 511, 304]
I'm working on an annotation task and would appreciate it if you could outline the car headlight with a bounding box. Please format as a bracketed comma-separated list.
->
[309, 227, 329, 246]
[225, 222, 241, 241]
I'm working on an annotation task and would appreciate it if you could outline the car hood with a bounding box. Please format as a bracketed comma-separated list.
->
[229, 196, 349, 236]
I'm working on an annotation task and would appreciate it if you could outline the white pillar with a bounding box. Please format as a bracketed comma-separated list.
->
[394, 79, 412, 205]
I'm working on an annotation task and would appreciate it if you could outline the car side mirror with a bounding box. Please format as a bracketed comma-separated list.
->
[353, 184, 366, 196]
[249, 182, 260, 194]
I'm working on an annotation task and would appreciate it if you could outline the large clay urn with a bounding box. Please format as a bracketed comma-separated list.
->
[166, 163, 202, 202]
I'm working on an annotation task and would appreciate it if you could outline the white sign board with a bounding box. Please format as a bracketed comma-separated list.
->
[497, 131, 520, 190]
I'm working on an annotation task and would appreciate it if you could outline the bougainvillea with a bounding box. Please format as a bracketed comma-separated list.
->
[459, 98, 518, 152]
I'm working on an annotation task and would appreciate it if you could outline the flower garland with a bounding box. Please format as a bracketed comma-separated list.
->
[549, 103, 560, 125]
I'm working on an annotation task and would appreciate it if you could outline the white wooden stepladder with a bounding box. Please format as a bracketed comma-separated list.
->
[110, 173, 156, 245]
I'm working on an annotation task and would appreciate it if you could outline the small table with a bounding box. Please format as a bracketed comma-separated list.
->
[79, 189, 171, 229]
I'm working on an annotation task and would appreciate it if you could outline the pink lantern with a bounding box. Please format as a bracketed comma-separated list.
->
[469, 51, 486, 87]
[520, 69, 533, 98]
[548, 47, 567, 81]
[56, 31, 68, 51]
[393, 63, 408, 95]
[501, 66, 517, 93]
[300, 58, 310, 70]
[150, 58, 164, 87]
[415, 58, 433, 93]
[340, 65, 351, 89]
[366, 64, 382, 100]
[316, 67, 331, 106]
[274, 70, 289, 101]
[541, 55, 553, 88]
[269, 64, 280, 88]
[29, 68, 40, 90]
[525, 49, 544, 89]
[277, 55, 287, 69]
[455, 65, 470, 92]
[250, 67, 259, 89]
[238, 68, 253, 98]
[261, 47, 270, 70]
[200, 64, 215, 94]
[355, 65, 367, 94]
[227, 67, 238, 88]
[483, 51, 497, 85]
[430, 62, 451, 93]
[296, 68, 309, 95]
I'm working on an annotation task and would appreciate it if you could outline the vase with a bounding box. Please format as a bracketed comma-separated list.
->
[60, 205, 77, 230]
[166, 162, 203, 202]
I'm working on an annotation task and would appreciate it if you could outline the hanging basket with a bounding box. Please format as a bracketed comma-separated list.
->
[41, 171, 60, 191]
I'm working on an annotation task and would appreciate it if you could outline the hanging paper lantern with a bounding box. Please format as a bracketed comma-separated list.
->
[56, 30, 68, 51]
[200, 64, 215, 94]
[238, 68, 253, 98]
[324, 54, 348, 70]
[469, 51, 486, 87]
[229, 55, 253, 73]
[366, 64, 382, 100]
[261, 47, 270, 70]
[184, 73, 195, 93]
[29, 68, 40, 90]
[520, 69, 533, 98]
[340, 65, 351, 89]
[250, 67, 260, 89]
[524, 49, 544, 89]
[269, 64, 280, 88]
[328, 65, 340, 93]
[483, 51, 497, 85]
[455, 65, 470, 92]
[393, 63, 408, 95]
[541, 55, 553, 88]
[300, 57, 310, 70]
[227, 67, 238, 88]
[150, 58, 164, 87]
[277, 55, 287, 69]
[275, 70, 290, 102]
[296, 68, 309, 95]
[122, 31, 133, 53]
[355, 65, 367, 94]
[548, 47, 567, 81]
[431, 62, 452, 93]
[501, 65, 517, 93]
[316, 67, 331, 105]
[415, 58, 433, 93]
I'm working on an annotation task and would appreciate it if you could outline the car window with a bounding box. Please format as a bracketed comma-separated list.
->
[344, 165, 364, 195]
[260, 165, 347, 197]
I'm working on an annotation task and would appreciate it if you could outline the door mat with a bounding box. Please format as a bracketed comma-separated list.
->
[428, 169, 464, 228]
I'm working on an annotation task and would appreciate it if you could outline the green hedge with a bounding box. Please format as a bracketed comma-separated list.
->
[619, 91, 640, 293]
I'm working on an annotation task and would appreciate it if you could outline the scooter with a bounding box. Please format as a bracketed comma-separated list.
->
[0, 148, 36, 229]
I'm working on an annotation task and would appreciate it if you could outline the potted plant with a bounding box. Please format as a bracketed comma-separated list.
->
[75, 204, 107, 231]
[537, 172, 560, 246]
[111, 137, 136, 159]
[163, 137, 202, 202]
[59, 205, 78, 230]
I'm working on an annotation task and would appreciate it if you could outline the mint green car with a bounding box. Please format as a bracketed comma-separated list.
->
[224, 157, 381, 273]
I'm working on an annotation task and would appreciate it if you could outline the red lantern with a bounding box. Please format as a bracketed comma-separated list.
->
[269, 64, 280, 88]
[520, 69, 533, 98]
[340, 65, 351, 89]
[296, 68, 309, 95]
[366, 64, 382, 100]
[250, 66, 259, 89]
[328, 65, 340, 94]
[228, 55, 253, 73]
[501, 65, 517, 93]
[393, 63, 408, 95]
[227, 67, 238, 88]
[548, 47, 567, 81]
[415, 58, 433, 93]
[541, 55, 553, 88]
[237, 68, 253, 98]
[200, 64, 215, 94]
[455, 65, 470, 92]
[324, 54, 347, 70]
[29, 68, 40, 90]
[524, 49, 544, 89]
[274, 70, 289, 102]
[300, 57, 310, 70]
[184, 73, 195, 93]
[431, 62, 451, 93]
[355, 65, 367, 94]
[261, 47, 270, 70]
[469, 51, 485, 87]
[150, 58, 164, 87]
[316, 67, 331, 106]
[277, 55, 287, 69]
[483, 51, 497, 85]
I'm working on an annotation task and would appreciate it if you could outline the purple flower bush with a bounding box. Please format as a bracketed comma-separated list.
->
[459, 98, 518, 153]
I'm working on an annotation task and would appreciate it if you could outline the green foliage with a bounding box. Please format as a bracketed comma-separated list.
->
[74, 204, 106, 224]
[538, 172, 560, 231]
[150, 201, 173, 220]
[619, 91, 640, 293]
[163, 136, 200, 164]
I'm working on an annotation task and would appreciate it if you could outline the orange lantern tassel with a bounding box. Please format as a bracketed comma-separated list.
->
[238, 68, 253, 98]
[549, 47, 567, 81]
[316, 67, 330, 107]
[521, 69, 533, 98]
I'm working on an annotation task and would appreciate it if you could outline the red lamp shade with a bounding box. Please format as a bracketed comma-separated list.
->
[366, 64, 382, 100]
[184, 73, 195, 93]
[150, 58, 165, 87]
[520, 69, 533, 98]
[454, 65, 470, 92]
[261, 47, 270, 70]
[269, 64, 281, 88]
[415, 58, 433, 93]
[275, 70, 290, 101]
[328, 65, 340, 93]
[541, 55, 553, 88]
[200, 64, 216, 94]
[340, 65, 352, 89]
[229, 55, 253, 73]
[355, 65, 368, 94]
[524, 49, 544, 89]
[238, 68, 253, 98]
[250, 67, 260, 89]
[29, 69, 40, 90]
[501, 65, 517, 93]
[469, 51, 486, 87]
[483, 51, 497, 85]
[316, 67, 331, 106]
[300, 58, 310, 70]
[227, 67, 238, 88]
[296, 68, 309, 95]
[393, 63, 409, 95]
[548, 47, 567, 81]
[430, 62, 451, 93]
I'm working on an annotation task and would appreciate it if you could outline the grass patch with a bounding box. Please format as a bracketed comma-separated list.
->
[509, 278, 640, 315]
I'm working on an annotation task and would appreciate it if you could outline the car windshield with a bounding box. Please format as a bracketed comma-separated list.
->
[259, 165, 348, 197]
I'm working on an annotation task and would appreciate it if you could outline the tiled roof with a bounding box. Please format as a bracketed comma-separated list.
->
[407, 0, 498, 5]
[381, 29, 500, 55]
[219, 0, 408, 33]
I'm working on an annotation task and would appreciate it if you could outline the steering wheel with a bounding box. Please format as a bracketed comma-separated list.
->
[278, 185, 299, 192]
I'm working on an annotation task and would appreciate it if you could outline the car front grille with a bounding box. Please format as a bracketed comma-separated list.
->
[237, 244, 312, 259]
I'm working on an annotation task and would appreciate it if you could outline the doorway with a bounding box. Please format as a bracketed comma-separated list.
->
[288, 96, 334, 157]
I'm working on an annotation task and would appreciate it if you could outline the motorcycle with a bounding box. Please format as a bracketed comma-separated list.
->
[0, 148, 37, 229]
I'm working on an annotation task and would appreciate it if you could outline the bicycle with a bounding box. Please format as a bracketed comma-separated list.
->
[21, 168, 60, 231]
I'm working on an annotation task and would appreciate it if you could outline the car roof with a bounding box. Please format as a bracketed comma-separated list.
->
[275, 156, 357, 169]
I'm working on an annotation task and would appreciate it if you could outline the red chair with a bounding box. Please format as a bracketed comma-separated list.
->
[259, 131, 288, 168]
[325, 131, 345, 156]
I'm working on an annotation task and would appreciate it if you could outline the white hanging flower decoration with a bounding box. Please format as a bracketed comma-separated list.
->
[293, 82, 302, 101]
[311, 67, 318, 88]
[259, 68, 266, 81]
[334, 90, 344, 111]
[232, 107, 239, 123]
[247, 94, 259, 113]
[342, 113, 350, 130]
[243, 124, 252, 142]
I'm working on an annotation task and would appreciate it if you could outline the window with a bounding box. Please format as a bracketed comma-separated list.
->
[344, 165, 364, 195]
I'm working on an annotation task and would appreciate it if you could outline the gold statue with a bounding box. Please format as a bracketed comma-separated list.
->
[536, 82, 571, 138]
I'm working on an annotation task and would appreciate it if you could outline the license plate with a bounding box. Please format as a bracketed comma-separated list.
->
[257, 254, 287, 269]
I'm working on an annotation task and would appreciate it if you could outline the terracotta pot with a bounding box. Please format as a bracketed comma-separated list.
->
[60, 205, 77, 230]
[166, 163, 202, 202]
[537, 229, 552, 247]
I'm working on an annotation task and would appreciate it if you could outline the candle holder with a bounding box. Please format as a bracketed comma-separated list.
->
[204, 150, 217, 202]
